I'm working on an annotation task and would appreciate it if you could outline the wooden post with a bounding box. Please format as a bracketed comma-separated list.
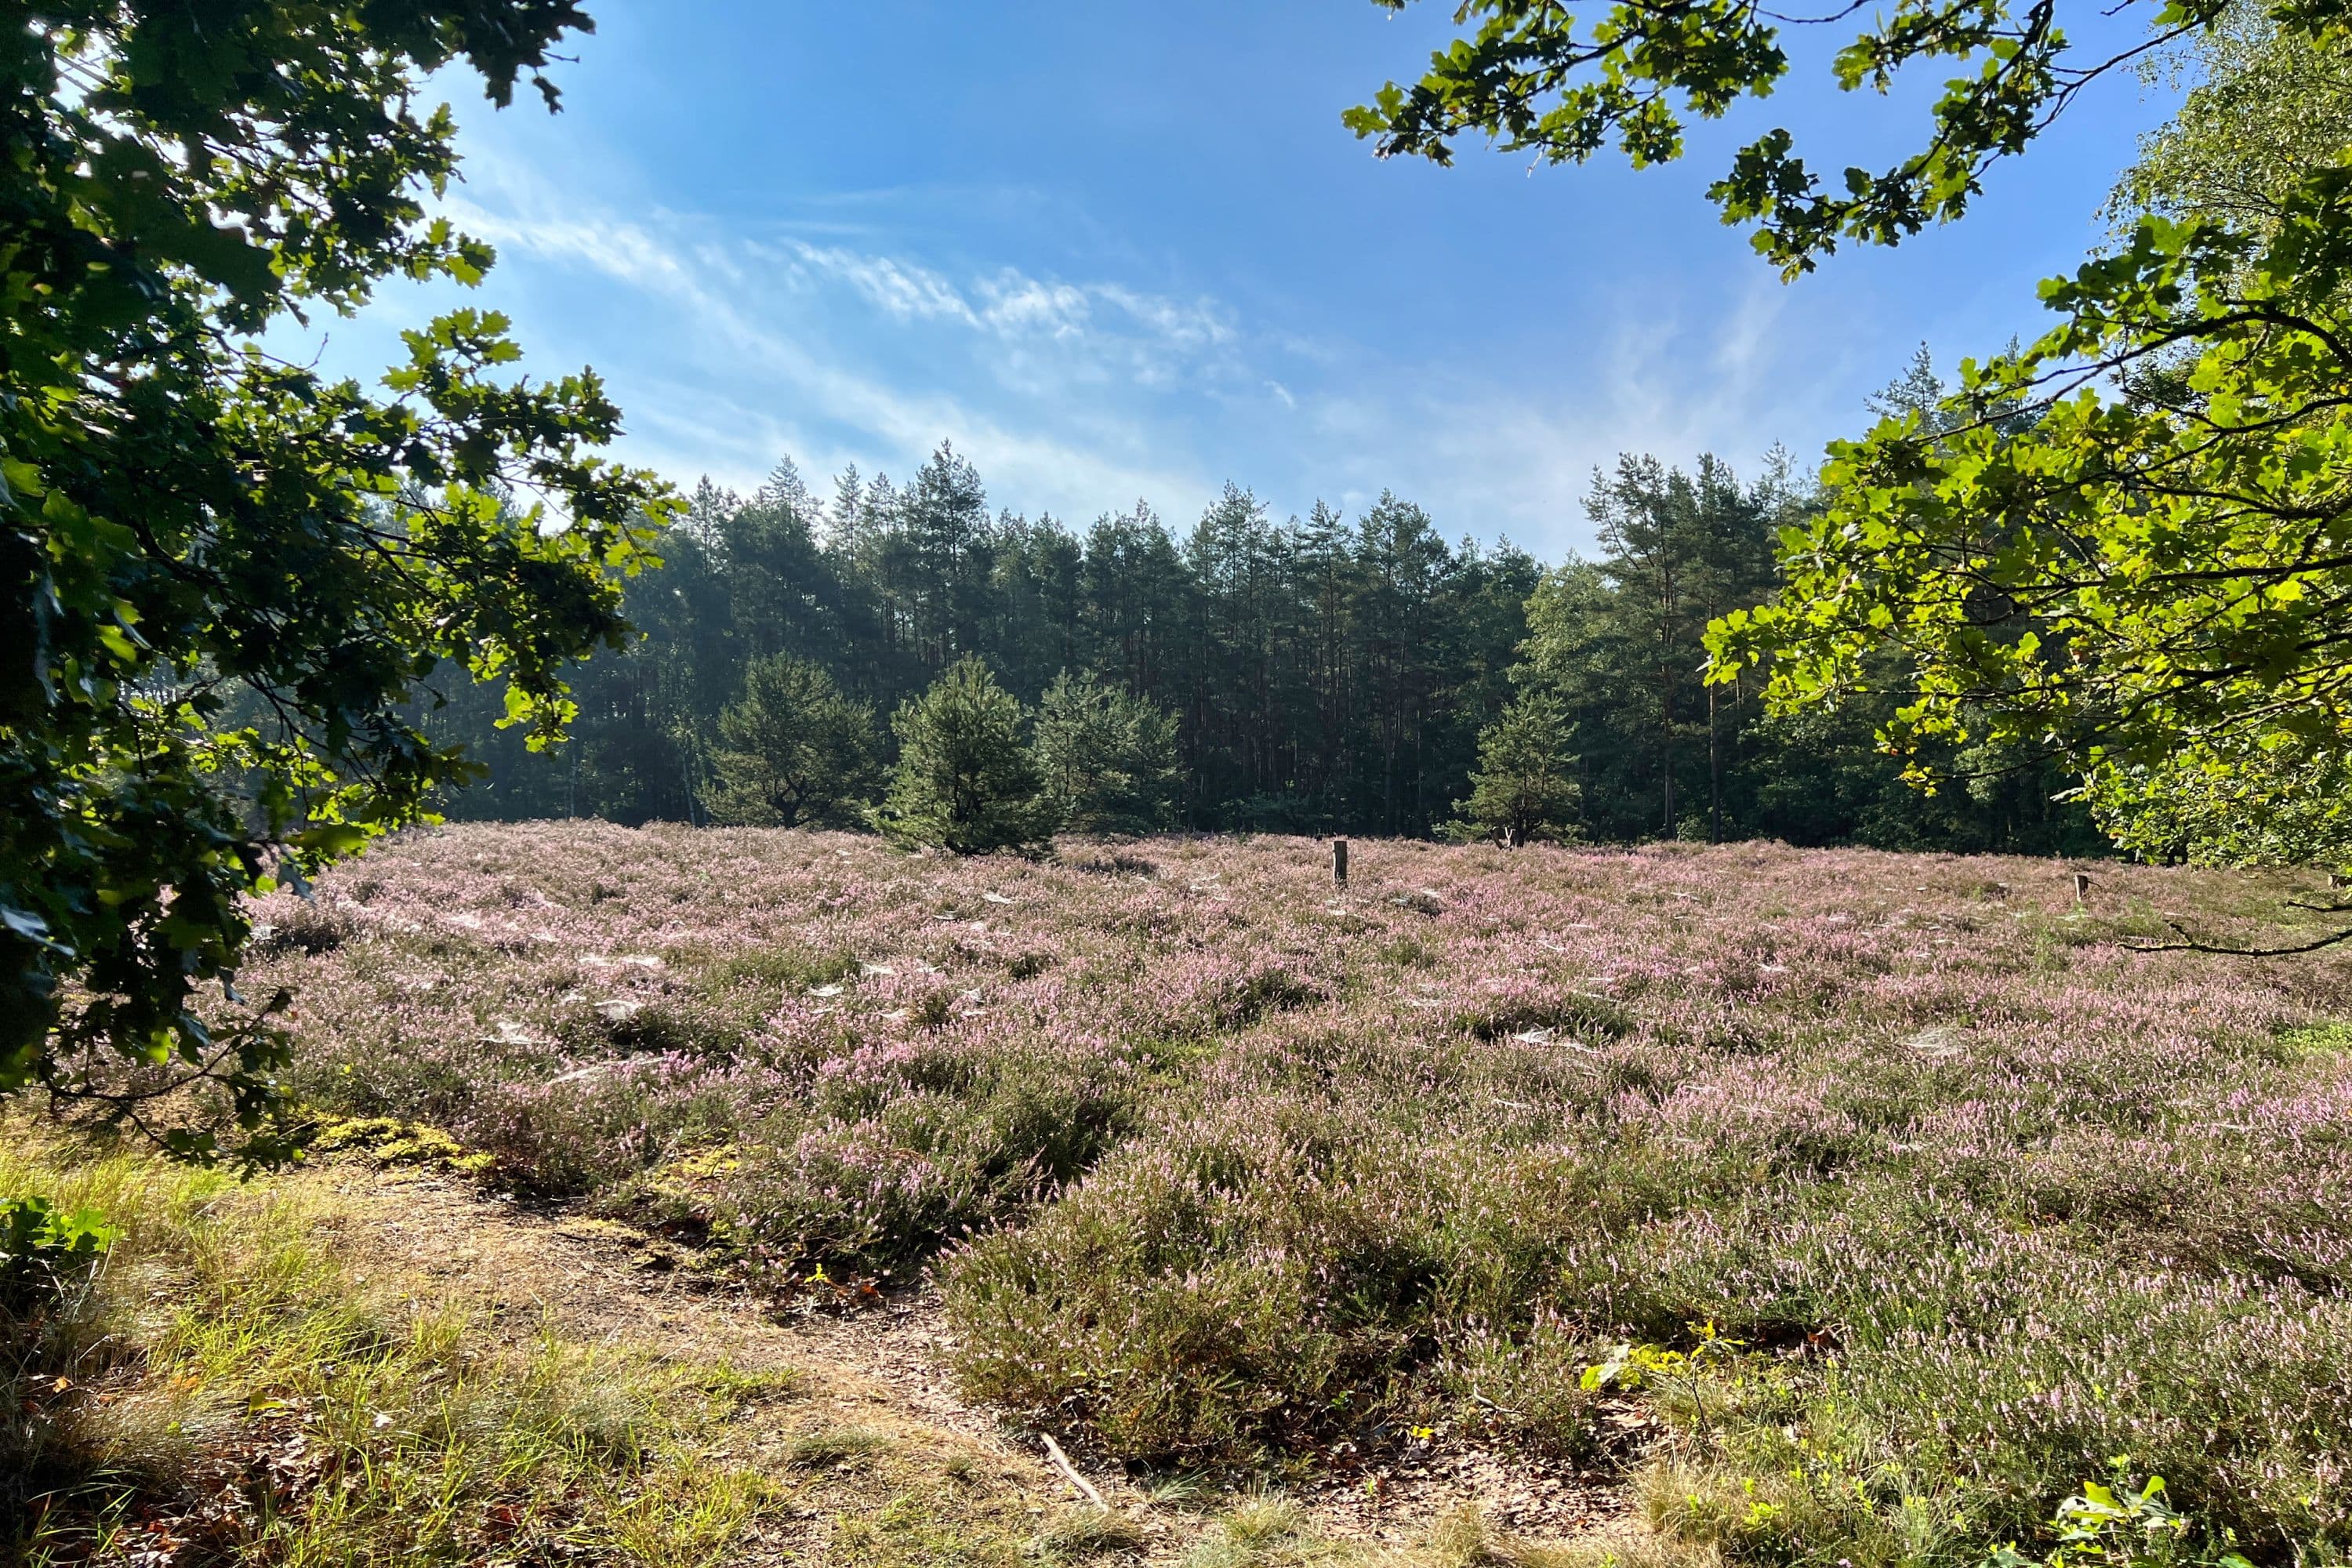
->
[1333, 839, 1348, 887]
[2073, 871, 2091, 903]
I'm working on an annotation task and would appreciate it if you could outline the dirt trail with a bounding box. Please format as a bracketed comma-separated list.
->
[309, 1163, 1624, 1553]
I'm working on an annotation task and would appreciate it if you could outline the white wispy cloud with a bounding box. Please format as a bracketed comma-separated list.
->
[437, 159, 1226, 519]
[759, 234, 1236, 373]
[974, 271, 1091, 339]
[412, 145, 1858, 554]
[782, 243, 975, 324]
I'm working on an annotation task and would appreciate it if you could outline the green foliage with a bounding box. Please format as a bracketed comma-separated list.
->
[1348, 0, 2245, 276]
[1034, 671, 1181, 834]
[1711, 165, 2352, 868]
[1517, 456, 1792, 843]
[2110, 2, 2352, 249]
[1745, 696, 2106, 855]
[945, 1099, 1659, 1463]
[1355, 0, 2352, 868]
[709, 654, 880, 828]
[422, 463, 1555, 844]
[1, 1, 671, 1161]
[870, 658, 1062, 855]
[1385, 0, 2352, 873]
[1987, 1468, 2253, 1568]
[1449, 690, 1581, 843]
[423, 437, 2096, 856]
[638, 1044, 1141, 1276]
[2083, 739, 2352, 870]
[0, 1196, 118, 1309]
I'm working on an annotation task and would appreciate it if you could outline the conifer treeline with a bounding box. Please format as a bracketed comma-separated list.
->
[423, 441, 2103, 854]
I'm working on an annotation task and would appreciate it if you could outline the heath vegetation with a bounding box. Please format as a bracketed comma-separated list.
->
[13, 0, 2352, 1560]
[146, 821, 2352, 1566]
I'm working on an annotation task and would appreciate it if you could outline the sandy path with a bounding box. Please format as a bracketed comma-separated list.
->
[307, 1163, 1626, 1551]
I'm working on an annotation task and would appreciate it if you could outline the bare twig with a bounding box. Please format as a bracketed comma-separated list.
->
[2129, 918, 2352, 956]
[1039, 1433, 1105, 1510]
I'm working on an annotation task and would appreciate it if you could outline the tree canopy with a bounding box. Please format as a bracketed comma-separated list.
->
[1701, 4, 2352, 871]
[1034, 673, 1182, 836]
[2107, 0, 2352, 246]
[1713, 164, 2352, 868]
[430, 437, 2107, 856]
[2, 2, 669, 1160]
[871, 658, 1062, 855]
[709, 655, 879, 829]
[1347, 0, 2294, 274]
[1450, 690, 1583, 844]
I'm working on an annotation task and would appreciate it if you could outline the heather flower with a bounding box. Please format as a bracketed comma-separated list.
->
[251, 824, 2352, 1555]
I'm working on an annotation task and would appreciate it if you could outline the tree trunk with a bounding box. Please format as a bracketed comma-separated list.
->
[1708, 681, 1722, 844]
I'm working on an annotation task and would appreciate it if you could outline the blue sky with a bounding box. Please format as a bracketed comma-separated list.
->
[297, 2, 2181, 558]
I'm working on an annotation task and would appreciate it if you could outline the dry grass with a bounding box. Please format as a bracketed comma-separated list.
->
[1036, 1504, 1155, 1562]
[2, 1121, 1919, 1568]
[0, 1128, 1052, 1566]
[1170, 1498, 1715, 1568]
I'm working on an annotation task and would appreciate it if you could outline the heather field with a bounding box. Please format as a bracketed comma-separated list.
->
[242, 824, 2352, 1564]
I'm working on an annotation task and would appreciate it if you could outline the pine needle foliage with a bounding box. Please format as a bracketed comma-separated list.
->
[870, 658, 1062, 855]
[1450, 691, 1582, 844]
[710, 655, 879, 829]
[1034, 672, 1181, 836]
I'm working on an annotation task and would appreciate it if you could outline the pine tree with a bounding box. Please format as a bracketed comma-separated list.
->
[1186, 484, 1299, 817]
[710, 655, 879, 829]
[900, 442, 993, 669]
[1293, 499, 1358, 826]
[722, 483, 841, 666]
[421, 435, 2104, 858]
[1450, 691, 1582, 844]
[1354, 492, 1452, 834]
[870, 657, 1062, 853]
[1035, 672, 1181, 834]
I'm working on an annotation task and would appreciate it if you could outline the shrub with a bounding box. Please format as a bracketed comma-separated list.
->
[870, 657, 1061, 855]
[946, 1100, 1648, 1461]
[1200, 967, 1327, 1032]
[1035, 671, 1181, 835]
[555, 996, 740, 1060]
[0, 1196, 118, 1310]
[236, 824, 2352, 1559]
[1446, 691, 1582, 846]
[251, 896, 361, 957]
[1439, 1315, 1610, 1462]
[708, 654, 880, 829]
[1452, 988, 1634, 1043]
[1987, 1471, 2253, 1568]
[666, 1044, 1142, 1276]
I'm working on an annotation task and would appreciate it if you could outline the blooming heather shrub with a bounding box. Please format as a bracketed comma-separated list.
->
[251, 895, 361, 957]
[1450, 984, 1634, 1044]
[459, 1056, 789, 1197]
[251, 824, 2352, 1558]
[946, 1094, 1689, 1458]
[553, 997, 741, 1062]
[1196, 966, 1327, 1033]
[688, 1040, 1144, 1271]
